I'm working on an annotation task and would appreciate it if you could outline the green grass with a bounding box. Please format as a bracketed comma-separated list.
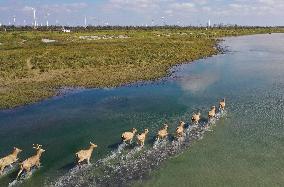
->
[0, 27, 283, 109]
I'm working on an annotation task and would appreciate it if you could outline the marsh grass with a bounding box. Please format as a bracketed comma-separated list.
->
[0, 27, 283, 109]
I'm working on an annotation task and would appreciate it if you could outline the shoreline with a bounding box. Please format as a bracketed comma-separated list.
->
[0, 39, 224, 112]
[0, 29, 282, 110]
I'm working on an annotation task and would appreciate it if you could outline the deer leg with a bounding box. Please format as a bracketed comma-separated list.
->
[87, 158, 91, 165]
[26, 167, 31, 176]
[17, 168, 23, 179]
[36, 161, 40, 168]
[78, 158, 84, 165]
[0, 167, 4, 175]
[76, 160, 82, 168]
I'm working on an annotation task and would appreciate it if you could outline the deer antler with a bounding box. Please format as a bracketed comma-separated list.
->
[32, 144, 42, 149]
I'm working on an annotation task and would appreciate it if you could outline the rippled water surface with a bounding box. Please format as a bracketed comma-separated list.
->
[0, 34, 284, 186]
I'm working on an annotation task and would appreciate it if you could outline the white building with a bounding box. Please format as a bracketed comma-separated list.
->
[62, 27, 71, 33]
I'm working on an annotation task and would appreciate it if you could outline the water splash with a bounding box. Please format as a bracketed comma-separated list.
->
[0, 163, 18, 178]
[9, 166, 42, 187]
[51, 110, 226, 187]
[99, 142, 127, 163]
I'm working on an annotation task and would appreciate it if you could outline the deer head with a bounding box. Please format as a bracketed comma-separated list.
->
[163, 124, 168, 129]
[90, 142, 98, 148]
[33, 144, 45, 153]
[132, 128, 137, 133]
[13, 147, 22, 154]
[179, 121, 186, 127]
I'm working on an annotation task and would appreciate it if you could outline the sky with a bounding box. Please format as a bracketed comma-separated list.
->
[0, 0, 284, 26]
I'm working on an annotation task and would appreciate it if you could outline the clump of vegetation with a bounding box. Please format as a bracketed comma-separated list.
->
[0, 27, 283, 109]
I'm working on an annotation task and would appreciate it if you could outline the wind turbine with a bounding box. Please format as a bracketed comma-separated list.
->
[32, 8, 37, 28]
[161, 16, 166, 26]
[45, 12, 50, 27]
[13, 15, 16, 25]
[84, 16, 87, 27]
[208, 19, 211, 27]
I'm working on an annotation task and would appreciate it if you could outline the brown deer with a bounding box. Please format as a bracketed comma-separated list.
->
[191, 112, 201, 124]
[219, 98, 226, 110]
[157, 124, 169, 141]
[0, 147, 22, 175]
[75, 142, 98, 165]
[176, 121, 186, 138]
[17, 144, 45, 178]
[208, 106, 216, 120]
[121, 128, 137, 144]
[136, 129, 149, 147]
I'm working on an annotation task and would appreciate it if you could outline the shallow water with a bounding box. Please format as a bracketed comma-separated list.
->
[139, 34, 284, 187]
[1, 34, 284, 186]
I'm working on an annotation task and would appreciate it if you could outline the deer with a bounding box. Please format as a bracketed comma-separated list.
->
[176, 121, 186, 138]
[121, 128, 137, 144]
[191, 112, 201, 124]
[17, 144, 45, 178]
[75, 142, 98, 165]
[0, 147, 22, 175]
[136, 129, 149, 147]
[157, 124, 169, 141]
[219, 98, 226, 111]
[208, 106, 216, 120]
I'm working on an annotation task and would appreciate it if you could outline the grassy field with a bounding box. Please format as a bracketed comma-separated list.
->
[0, 27, 283, 109]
